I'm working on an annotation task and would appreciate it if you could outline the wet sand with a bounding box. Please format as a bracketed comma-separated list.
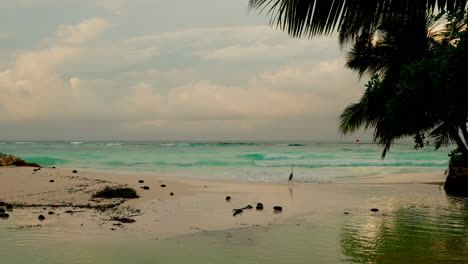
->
[0, 166, 447, 239]
[2, 166, 467, 264]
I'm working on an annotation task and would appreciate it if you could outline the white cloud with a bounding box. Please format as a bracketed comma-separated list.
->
[51, 18, 110, 44]
[0, 7, 364, 140]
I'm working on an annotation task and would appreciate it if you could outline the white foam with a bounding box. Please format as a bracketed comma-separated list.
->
[106, 143, 123, 146]
[69, 141, 84, 145]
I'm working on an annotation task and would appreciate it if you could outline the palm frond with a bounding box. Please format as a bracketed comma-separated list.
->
[430, 122, 455, 149]
[249, 0, 467, 43]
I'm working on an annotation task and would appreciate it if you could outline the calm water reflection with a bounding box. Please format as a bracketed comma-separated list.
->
[341, 194, 468, 263]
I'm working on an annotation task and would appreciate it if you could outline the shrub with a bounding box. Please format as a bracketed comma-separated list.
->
[93, 186, 139, 199]
[449, 148, 468, 167]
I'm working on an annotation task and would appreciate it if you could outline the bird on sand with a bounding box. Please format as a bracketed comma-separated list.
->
[288, 165, 294, 184]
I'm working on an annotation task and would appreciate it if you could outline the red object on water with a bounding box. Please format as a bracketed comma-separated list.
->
[355, 139, 360, 142]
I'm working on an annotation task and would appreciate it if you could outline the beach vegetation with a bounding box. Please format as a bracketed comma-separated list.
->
[0, 153, 20, 166]
[93, 186, 139, 199]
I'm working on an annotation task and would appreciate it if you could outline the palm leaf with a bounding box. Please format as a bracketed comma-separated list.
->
[249, 0, 467, 43]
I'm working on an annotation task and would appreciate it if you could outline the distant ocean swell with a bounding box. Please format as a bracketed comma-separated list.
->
[22, 157, 447, 168]
[255, 160, 447, 168]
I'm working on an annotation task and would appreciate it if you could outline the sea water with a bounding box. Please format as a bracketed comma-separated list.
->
[0, 141, 451, 182]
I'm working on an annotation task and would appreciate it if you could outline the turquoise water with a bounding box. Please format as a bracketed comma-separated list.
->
[0, 141, 450, 182]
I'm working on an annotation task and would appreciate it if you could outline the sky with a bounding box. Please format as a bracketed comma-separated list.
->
[0, 0, 368, 141]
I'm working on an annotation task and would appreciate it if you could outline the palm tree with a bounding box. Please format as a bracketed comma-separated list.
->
[249, 0, 466, 44]
[339, 12, 468, 157]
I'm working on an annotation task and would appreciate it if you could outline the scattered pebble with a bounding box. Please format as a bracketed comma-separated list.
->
[0, 202, 5, 206]
[160, 184, 166, 188]
[0, 213, 9, 219]
[370, 208, 379, 212]
[0, 209, 5, 213]
[170, 192, 174, 196]
[256, 203, 264, 210]
[344, 212, 349, 215]
[50, 180, 55, 183]
[273, 206, 283, 211]
[72, 170, 78, 173]
[48, 211, 55, 215]
[225, 196, 231, 201]
[139, 180, 144, 183]
[5, 204, 12, 211]
[142, 186, 150, 190]
[52, 166, 56, 169]
[38, 215, 46, 221]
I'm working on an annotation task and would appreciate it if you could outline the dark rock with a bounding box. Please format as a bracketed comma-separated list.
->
[370, 208, 379, 212]
[141, 186, 150, 190]
[160, 184, 166, 188]
[48, 211, 55, 215]
[138, 180, 144, 183]
[52, 166, 56, 169]
[33, 169, 38, 172]
[242, 205, 253, 209]
[38, 215, 46, 221]
[0, 202, 5, 206]
[273, 206, 283, 211]
[225, 196, 231, 201]
[170, 192, 174, 196]
[72, 170, 78, 173]
[256, 203, 264, 210]
[232, 209, 243, 216]
[50, 180, 55, 183]
[344, 212, 349, 215]
[0, 209, 5, 213]
[12, 159, 40, 167]
[5, 204, 13, 210]
[0, 213, 9, 219]
[445, 166, 468, 197]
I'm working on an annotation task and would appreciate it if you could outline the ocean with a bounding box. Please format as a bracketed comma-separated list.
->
[0, 141, 451, 182]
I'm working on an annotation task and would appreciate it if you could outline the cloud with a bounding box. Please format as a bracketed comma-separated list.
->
[0, 18, 112, 121]
[0, 10, 364, 140]
[48, 18, 110, 44]
[126, 58, 361, 127]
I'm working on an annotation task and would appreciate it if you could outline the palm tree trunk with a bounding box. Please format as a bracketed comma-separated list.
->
[460, 122, 468, 145]
[451, 126, 468, 156]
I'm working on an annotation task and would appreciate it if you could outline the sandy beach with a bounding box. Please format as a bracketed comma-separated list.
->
[2, 166, 467, 264]
[0, 166, 447, 239]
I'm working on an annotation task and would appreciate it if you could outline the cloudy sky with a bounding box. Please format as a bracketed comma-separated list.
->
[0, 0, 367, 141]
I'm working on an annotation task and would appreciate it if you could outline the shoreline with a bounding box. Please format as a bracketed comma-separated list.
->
[0, 166, 448, 240]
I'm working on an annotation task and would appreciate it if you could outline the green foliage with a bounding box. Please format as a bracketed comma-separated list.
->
[0, 153, 20, 166]
[449, 148, 468, 167]
[340, 10, 468, 158]
[93, 186, 139, 199]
